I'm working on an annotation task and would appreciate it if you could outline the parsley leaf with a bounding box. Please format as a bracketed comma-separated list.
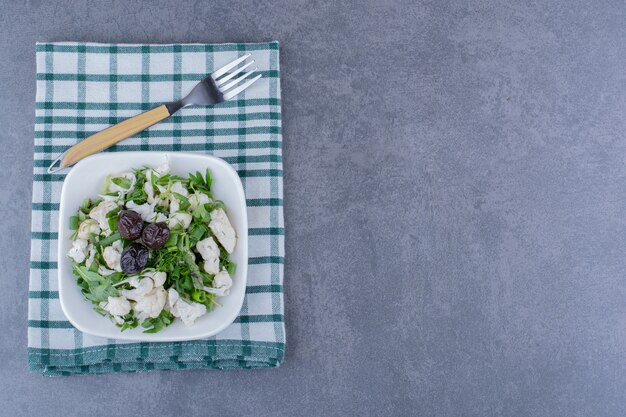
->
[125, 170, 148, 204]
[142, 310, 174, 333]
[119, 313, 139, 331]
[192, 203, 210, 222]
[188, 169, 213, 196]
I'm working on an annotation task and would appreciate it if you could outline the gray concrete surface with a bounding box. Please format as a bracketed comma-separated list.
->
[1, 0, 625, 415]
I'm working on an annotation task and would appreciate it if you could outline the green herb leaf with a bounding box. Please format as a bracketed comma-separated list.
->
[125, 188, 148, 205]
[93, 306, 107, 316]
[69, 216, 79, 230]
[111, 177, 132, 190]
[142, 310, 174, 333]
[103, 175, 112, 194]
[192, 203, 210, 222]
[191, 289, 207, 303]
[85, 284, 119, 303]
[88, 231, 98, 242]
[164, 232, 179, 248]
[156, 173, 184, 187]
[172, 192, 190, 211]
[189, 224, 208, 242]
[73, 265, 119, 303]
[183, 249, 204, 290]
[74, 265, 105, 284]
[119, 315, 139, 331]
[97, 231, 121, 247]
[150, 169, 159, 191]
[106, 206, 121, 218]
[176, 274, 194, 293]
[108, 216, 118, 233]
[205, 169, 212, 189]
[78, 198, 93, 215]
[224, 261, 237, 276]
[125, 171, 148, 204]
[108, 272, 125, 284]
[188, 170, 214, 196]
[208, 200, 226, 212]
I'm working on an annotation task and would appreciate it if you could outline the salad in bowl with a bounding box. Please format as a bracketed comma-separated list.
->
[66, 160, 238, 333]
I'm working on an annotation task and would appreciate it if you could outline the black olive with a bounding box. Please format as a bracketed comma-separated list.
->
[141, 222, 170, 249]
[117, 210, 144, 240]
[120, 243, 149, 274]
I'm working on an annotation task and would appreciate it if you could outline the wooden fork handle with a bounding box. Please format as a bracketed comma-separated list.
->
[61, 105, 171, 168]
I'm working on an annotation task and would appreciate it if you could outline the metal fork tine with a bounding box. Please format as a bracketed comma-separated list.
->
[215, 60, 255, 86]
[212, 53, 251, 79]
[220, 68, 258, 92]
[223, 74, 262, 100]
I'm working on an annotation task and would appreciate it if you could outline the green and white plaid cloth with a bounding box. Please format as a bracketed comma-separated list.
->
[28, 42, 285, 376]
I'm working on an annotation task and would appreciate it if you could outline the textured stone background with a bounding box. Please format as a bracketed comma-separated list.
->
[1, 0, 625, 416]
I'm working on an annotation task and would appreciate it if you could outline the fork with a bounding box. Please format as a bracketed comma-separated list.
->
[47, 54, 261, 173]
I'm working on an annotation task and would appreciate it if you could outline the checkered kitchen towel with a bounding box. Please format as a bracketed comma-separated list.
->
[28, 42, 285, 376]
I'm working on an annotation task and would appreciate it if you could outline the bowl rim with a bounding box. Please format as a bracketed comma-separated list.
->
[57, 151, 248, 341]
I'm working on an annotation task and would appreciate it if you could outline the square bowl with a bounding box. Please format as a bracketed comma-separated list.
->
[57, 152, 248, 342]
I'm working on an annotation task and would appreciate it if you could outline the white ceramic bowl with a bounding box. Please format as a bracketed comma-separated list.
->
[58, 152, 248, 341]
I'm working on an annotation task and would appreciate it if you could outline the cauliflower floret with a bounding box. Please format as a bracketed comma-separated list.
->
[204, 270, 233, 297]
[143, 169, 167, 204]
[213, 271, 232, 289]
[101, 296, 131, 324]
[173, 297, 206, 325]
[126, 201, 167, 223]
[103, 240, 123, 272]
[156, 160, 169, 176]
[77, 219, 101, 240]
[122, 277, 166, 320]
[156, 213, 168, 223]
[196, 236, 219, 275]
[209, 208, 237, 253]
[168, 212, 192, 230]
[143, 271, 167, 287]
[113, 275, 139, 290]
[121, 277, 153, 299]
[85, 244, 96, 268]
[143, 174, 156, 203]
[168, 287, 180, 307]
[189, 192, 211, 211]
[104, 296, 131, 316]
[170, 199, 179, 214]
[170, 181, 188, 198]
[67, 238, 88, 263]
[108, 172, 136, 194]
[98, 265, 116, 276]
[157, 196, 168, 207]
[89, 200, 118, 235]
[168, 288, 207, 326]
[126, 201, 153, 221]
[169, 182, 189, 213]
[134, 288, 167, 319]
[170, 199, 180, 214]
